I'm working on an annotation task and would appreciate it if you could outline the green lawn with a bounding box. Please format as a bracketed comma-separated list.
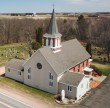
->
[0, 43, 29, 66]
[0, 77, 57, 105]
[81, 42, 110, 76]
[92, 62, 110, 76]
[0, 43, 61, 107]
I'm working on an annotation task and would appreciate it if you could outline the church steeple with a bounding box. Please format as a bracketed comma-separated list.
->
[47, 9, 58, 36]
[44, 9, 62, 50]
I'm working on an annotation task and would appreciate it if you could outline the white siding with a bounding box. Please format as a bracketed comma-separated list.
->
[58, 83, 77, 99]
[24, 50, 58, 94]
[5, 67, 24, 83]
[77, 76, 90, 100]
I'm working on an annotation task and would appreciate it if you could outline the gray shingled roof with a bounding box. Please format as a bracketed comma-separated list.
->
[39, 39, 91, 75]
[59, 72, 85, 86]
[6, 59, 26, 71]
[46, 9, 62, 37]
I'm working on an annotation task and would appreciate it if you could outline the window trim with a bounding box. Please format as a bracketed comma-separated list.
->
[49, 73, 53, 80]
[68, 85, 72, 92]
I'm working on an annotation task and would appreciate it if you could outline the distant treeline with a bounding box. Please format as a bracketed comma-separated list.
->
[0, 16, 110, 61]
[0, 18, 77, 44]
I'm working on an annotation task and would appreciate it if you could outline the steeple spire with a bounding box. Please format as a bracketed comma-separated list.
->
[47, 9, 61, 36]
[44, 9, 62, 50]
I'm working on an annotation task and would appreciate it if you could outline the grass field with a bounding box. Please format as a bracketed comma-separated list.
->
[0, 43, 29, 66]
[92, 62, 110, 76]
[0, 77, 57, 105]
[0, 77, 54, 100]
[0, 42, 110, 76]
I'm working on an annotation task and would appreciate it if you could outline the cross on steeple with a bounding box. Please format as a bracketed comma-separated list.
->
[53, 4, 55, 9]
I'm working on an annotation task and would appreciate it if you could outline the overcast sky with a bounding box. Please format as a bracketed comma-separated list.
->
[0, 0, 110, 13]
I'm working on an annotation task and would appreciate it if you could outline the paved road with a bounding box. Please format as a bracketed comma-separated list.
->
[0, 92, 33, 108]
[0, 103, 9, 108]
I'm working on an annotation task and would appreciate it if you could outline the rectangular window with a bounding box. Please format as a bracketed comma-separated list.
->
[49, 73, 53, 80]
[49, 73, 51, 79]
[78, 65, 80, 72]
[28, 67, 31, 73]
[28, 75, 31, 79]
[8, 68, 10, 72]
[51, 75, 53, 80]
[49, 81, 53, 86]
[83, 62, 84, 67]
[68, 85, 72, 92]
[18, 71, 21, 76]
[86, 60, 88, 66]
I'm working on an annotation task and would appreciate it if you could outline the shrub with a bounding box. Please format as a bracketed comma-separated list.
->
[31, 41, 41, 50]
[90, 65, 102, 76]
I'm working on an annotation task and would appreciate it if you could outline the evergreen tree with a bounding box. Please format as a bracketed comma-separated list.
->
[77, 15, 84, 22]
[86, 41, 92, 56]
[76, 15, 89, 40]
[36, 27, 43, 46]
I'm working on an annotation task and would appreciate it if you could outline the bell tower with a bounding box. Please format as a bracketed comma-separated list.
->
[44, 9, 62, 51]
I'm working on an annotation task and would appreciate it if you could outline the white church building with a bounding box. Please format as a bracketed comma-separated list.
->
[5, 9, 92, 100]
